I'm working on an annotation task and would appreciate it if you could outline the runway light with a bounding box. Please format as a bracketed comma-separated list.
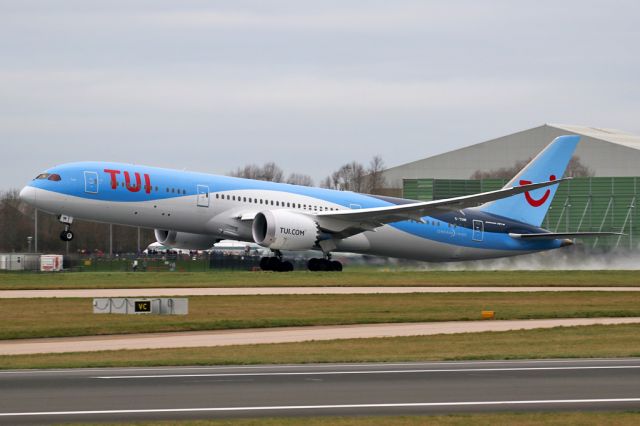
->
[481, 310, 495, 319]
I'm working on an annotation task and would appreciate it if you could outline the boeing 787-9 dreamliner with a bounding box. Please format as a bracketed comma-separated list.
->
[19, 135, 618, 271]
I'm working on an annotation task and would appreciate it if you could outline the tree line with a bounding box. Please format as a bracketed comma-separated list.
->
[229, 155, 387, 194]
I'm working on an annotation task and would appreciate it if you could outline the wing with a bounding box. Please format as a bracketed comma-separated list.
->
[314, 178, 569, 238]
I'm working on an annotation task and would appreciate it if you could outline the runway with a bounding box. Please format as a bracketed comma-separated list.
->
[1, 358, 640, 424]
[2, 286, 639, 298]
[2, 317, 639, 355]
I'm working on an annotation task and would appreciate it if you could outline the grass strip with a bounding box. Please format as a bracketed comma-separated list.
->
[4, 323, 640, 370]
[1, 270, 638, 290]
[3, 292, 640, 339]
[66, 412, 640, 426]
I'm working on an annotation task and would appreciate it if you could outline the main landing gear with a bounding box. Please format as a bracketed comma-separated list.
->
[260, 250, 294, 272]
[307, 254, 342, 272]
[58, 215, 74, 242]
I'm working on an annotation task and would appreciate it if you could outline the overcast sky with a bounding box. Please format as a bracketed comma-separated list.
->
[1, 0, 639, 190]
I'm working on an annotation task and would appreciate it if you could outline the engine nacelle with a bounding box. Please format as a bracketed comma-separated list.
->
[252, 210, 319, 251]
[154, 229, 218, 250]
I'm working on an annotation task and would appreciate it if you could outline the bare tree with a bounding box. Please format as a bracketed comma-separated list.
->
[229, 164, 261, 180]
[366, 155, 386, 193]
[320, 176, 333, 189]
[566, 156, 594, 177]
[286, 173, 314, 187]
[321, 161, 365, 192]
[229, 162, 284, 182]
[260, 162, 284, 183]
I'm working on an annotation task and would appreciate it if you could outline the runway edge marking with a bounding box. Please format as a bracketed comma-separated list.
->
[93, 365, 640, 379]
[3, 398, 640, 417]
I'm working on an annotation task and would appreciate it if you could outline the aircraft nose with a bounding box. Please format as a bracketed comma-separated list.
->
[19, 186, 35, 204]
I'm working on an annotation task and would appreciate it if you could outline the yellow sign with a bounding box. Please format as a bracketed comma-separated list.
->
[134, 301, 151, 313]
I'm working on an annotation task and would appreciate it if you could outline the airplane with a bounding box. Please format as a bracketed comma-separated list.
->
[19, 135, 620, 271]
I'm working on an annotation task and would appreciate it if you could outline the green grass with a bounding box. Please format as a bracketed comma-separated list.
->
[3, 292, 640, 340]
[0, 270, 638, 289]
[4, 323, 640, 370]
[69, 412, 640, 426]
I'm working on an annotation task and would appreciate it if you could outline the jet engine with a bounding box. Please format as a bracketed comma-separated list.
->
[154, 229, 218, 250]
[252, 210, 319, 250]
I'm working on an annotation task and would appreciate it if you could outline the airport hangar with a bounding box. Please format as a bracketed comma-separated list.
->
[379, 124, 640, 250]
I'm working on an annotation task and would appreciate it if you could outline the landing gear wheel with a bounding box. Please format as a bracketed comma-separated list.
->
[259, 257, 270, 270]
[60, 230, 74, 242]
[266, 257, 281, 271]
[307, 258, 342, 272]
[260, 257, 294, 272]
[308, 258, 320, 271]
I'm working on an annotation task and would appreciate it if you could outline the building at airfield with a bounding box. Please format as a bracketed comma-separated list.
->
[381, 124, 640, 250]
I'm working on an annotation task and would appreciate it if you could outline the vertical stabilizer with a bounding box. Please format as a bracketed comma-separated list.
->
[479, 135, 580, 226]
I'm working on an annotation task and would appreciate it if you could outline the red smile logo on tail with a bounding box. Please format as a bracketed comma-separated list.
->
[520, 175, 556, 207]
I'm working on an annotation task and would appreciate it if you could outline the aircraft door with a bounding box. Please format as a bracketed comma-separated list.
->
[197, 185, 210, 207]
[84, 171, 99, 194]
[472, 220, 484, 242]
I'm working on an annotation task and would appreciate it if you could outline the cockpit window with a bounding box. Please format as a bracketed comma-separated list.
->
[35, 173, 50, 180]
[48, 174, 61, 181]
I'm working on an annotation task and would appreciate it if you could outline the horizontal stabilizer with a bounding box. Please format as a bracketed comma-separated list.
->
[509, 232, 623, 240]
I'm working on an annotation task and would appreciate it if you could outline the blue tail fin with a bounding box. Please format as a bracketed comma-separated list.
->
[479, 135, 580, 226]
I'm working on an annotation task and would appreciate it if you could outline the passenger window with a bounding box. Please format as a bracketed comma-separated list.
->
[243, 197, 247, 202]
[232, 196, 236, 201]
[171, 188, 175, 193]
[215, 194, 219, 199]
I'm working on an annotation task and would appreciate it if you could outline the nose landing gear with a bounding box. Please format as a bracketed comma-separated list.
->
[58, 215, 74, 242]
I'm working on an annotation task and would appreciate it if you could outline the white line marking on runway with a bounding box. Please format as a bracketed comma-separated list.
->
[3, 398, 640, 417]
[0, 358, 636, 375]
[93, 365, 640, 379]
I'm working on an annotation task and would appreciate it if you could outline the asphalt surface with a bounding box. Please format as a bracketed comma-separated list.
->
[2, 286, 640, 298]
[3, 317, 640, 355]
[1, 358, 640, 424]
